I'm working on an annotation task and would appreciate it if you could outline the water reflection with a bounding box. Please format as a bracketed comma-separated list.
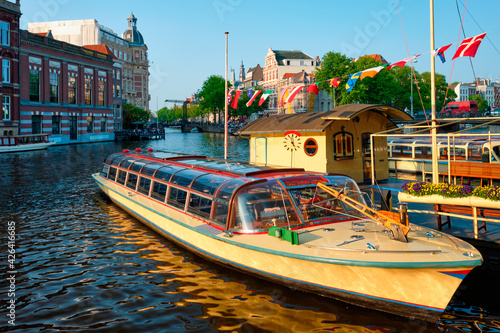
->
[0, 129, 498, 332]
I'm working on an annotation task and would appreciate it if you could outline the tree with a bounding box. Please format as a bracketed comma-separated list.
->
[122, 103, 150, 128]
[314, 51, 354, 106]
[470, 94, 489, 114]
[198, 75, 229, 124]
[418, 72, 457, 111]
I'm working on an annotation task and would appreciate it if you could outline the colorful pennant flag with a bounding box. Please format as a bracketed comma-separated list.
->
[227, 88, 233, 103]
[329, 77, 340, 87]
[247, 90, 253, 99]
[432, 43, 452, 63]
[230, 89, 242, 109]
[345, 72, 361, 92]
[359, 66, 385, 80]
[386, 54, 421, 70]
[279, 87, 288, 107]
[258, 89, 274, 106]
[452, 32, 487, 60]
[307, 83, 319, 95]
[245, 90, 262, 107]
[285, 85, 304, 104]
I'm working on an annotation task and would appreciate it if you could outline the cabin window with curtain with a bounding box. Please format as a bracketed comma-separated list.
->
[333, 131, 354, 160]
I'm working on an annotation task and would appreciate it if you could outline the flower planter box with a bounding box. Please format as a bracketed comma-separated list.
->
[398, 192, 500, 209]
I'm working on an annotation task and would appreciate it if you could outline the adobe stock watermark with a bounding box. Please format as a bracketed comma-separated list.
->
[6, 221, 17, 326]
[339, 0, 404, 58]
[213, 0, 243, 21]
[22, 0, 72, 29]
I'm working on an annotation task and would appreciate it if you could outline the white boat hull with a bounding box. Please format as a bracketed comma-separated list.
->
[94, 173, 481, 322]
[0, 141, 56, 153]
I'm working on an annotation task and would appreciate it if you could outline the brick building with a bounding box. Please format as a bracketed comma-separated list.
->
[20, 30, 115, 143]
[0, 0, 21, 136]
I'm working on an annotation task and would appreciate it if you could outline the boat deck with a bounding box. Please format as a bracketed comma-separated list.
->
[364, 178, 500, 251]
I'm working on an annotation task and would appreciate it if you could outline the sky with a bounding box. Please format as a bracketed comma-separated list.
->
[20, 0, 500, 111]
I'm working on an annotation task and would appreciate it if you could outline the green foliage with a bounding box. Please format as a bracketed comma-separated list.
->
[122, 103, 150, 128]
[198, 75, 229, 123]
[314, 51, 353, 106]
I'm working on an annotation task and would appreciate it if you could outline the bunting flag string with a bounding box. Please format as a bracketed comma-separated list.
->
[224, 31, 487, 109]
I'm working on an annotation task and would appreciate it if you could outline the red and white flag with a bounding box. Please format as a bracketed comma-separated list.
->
[230, 90, 242, 109]
[452, 32, 487, 60]
[285, 85, 304, 104]
[246, 90, 262, 107]
[386, 54, 421, 70]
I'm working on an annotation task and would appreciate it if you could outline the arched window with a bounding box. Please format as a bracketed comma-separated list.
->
[333, 131, 354, 160]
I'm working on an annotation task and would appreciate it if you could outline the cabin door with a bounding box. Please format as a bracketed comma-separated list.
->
[254, 137, 267, 164]
[362, 133, 372, 181]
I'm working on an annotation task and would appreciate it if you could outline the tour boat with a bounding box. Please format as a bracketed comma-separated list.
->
[0, 134, 56, 153]
[93, 148, 482, 322]
[387, 135, 500, 175]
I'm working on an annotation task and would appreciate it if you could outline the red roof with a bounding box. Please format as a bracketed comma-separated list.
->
[83, 44, 118, 60]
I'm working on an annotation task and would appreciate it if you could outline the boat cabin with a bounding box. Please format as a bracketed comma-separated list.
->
[99, 150, 367, 234]
[238, 104, 412, 183]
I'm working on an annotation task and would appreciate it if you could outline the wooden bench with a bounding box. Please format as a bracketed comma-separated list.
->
[439, 160, 500, 185]
[433, 204, 500, 233]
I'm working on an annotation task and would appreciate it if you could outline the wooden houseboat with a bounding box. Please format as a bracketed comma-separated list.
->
[0, 134, 56, 153]
[93, 148, 482, 322]
[238, 104, 412, 183]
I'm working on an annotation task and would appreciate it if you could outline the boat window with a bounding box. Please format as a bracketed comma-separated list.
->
[154, 165, 185, 182]
[151, 181, 168, 202]
[100, 164, 110, 178]
[213, 201, 229, 226]
[126, 172, 138, 190]
[104, 153, 121, 165]
[116, 170, 127, 185]
[214, 178, 255, 202]
[108, 167, 117, 181]
[110, 154, 129, 167]
[230, 180, 300, 232]
[167, 186, 188, 210]
[130, 160, 148, 173]
[140, 163, 164, 177]
[119, 156, 142, 169]
[137, 177, 151, 196]
[187, 193, 212, 219]
[191, 174, 233, 196]
[170, 169, 206, 188]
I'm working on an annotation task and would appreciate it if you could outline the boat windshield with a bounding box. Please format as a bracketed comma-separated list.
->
[230, 176, 366, 233]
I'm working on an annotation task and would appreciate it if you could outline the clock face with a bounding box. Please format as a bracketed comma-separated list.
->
[283, 133, 302, 151]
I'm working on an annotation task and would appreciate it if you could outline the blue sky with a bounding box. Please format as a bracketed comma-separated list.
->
[20, 0, 500, 111]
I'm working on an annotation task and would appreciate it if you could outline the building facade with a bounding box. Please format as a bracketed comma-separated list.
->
[20, 30, 114, 144]
[28, 13, 149, 115]
[0, 0, 21, 136]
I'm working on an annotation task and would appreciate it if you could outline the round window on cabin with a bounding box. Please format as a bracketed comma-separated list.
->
[304, 138, 318, 156]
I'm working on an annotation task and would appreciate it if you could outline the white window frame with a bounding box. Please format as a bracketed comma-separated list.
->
[3, 95, 11, 120]
[2, 59, 10, 83]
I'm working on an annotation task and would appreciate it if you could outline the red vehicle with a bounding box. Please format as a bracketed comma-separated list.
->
[441, 101, 479, 117]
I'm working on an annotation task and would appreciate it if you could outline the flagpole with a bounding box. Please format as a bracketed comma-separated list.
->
[430, 0, 438, 184]
[224, 32, 229, 160]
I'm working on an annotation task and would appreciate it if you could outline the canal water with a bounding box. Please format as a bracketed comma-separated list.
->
[1, 128, 499, 332]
